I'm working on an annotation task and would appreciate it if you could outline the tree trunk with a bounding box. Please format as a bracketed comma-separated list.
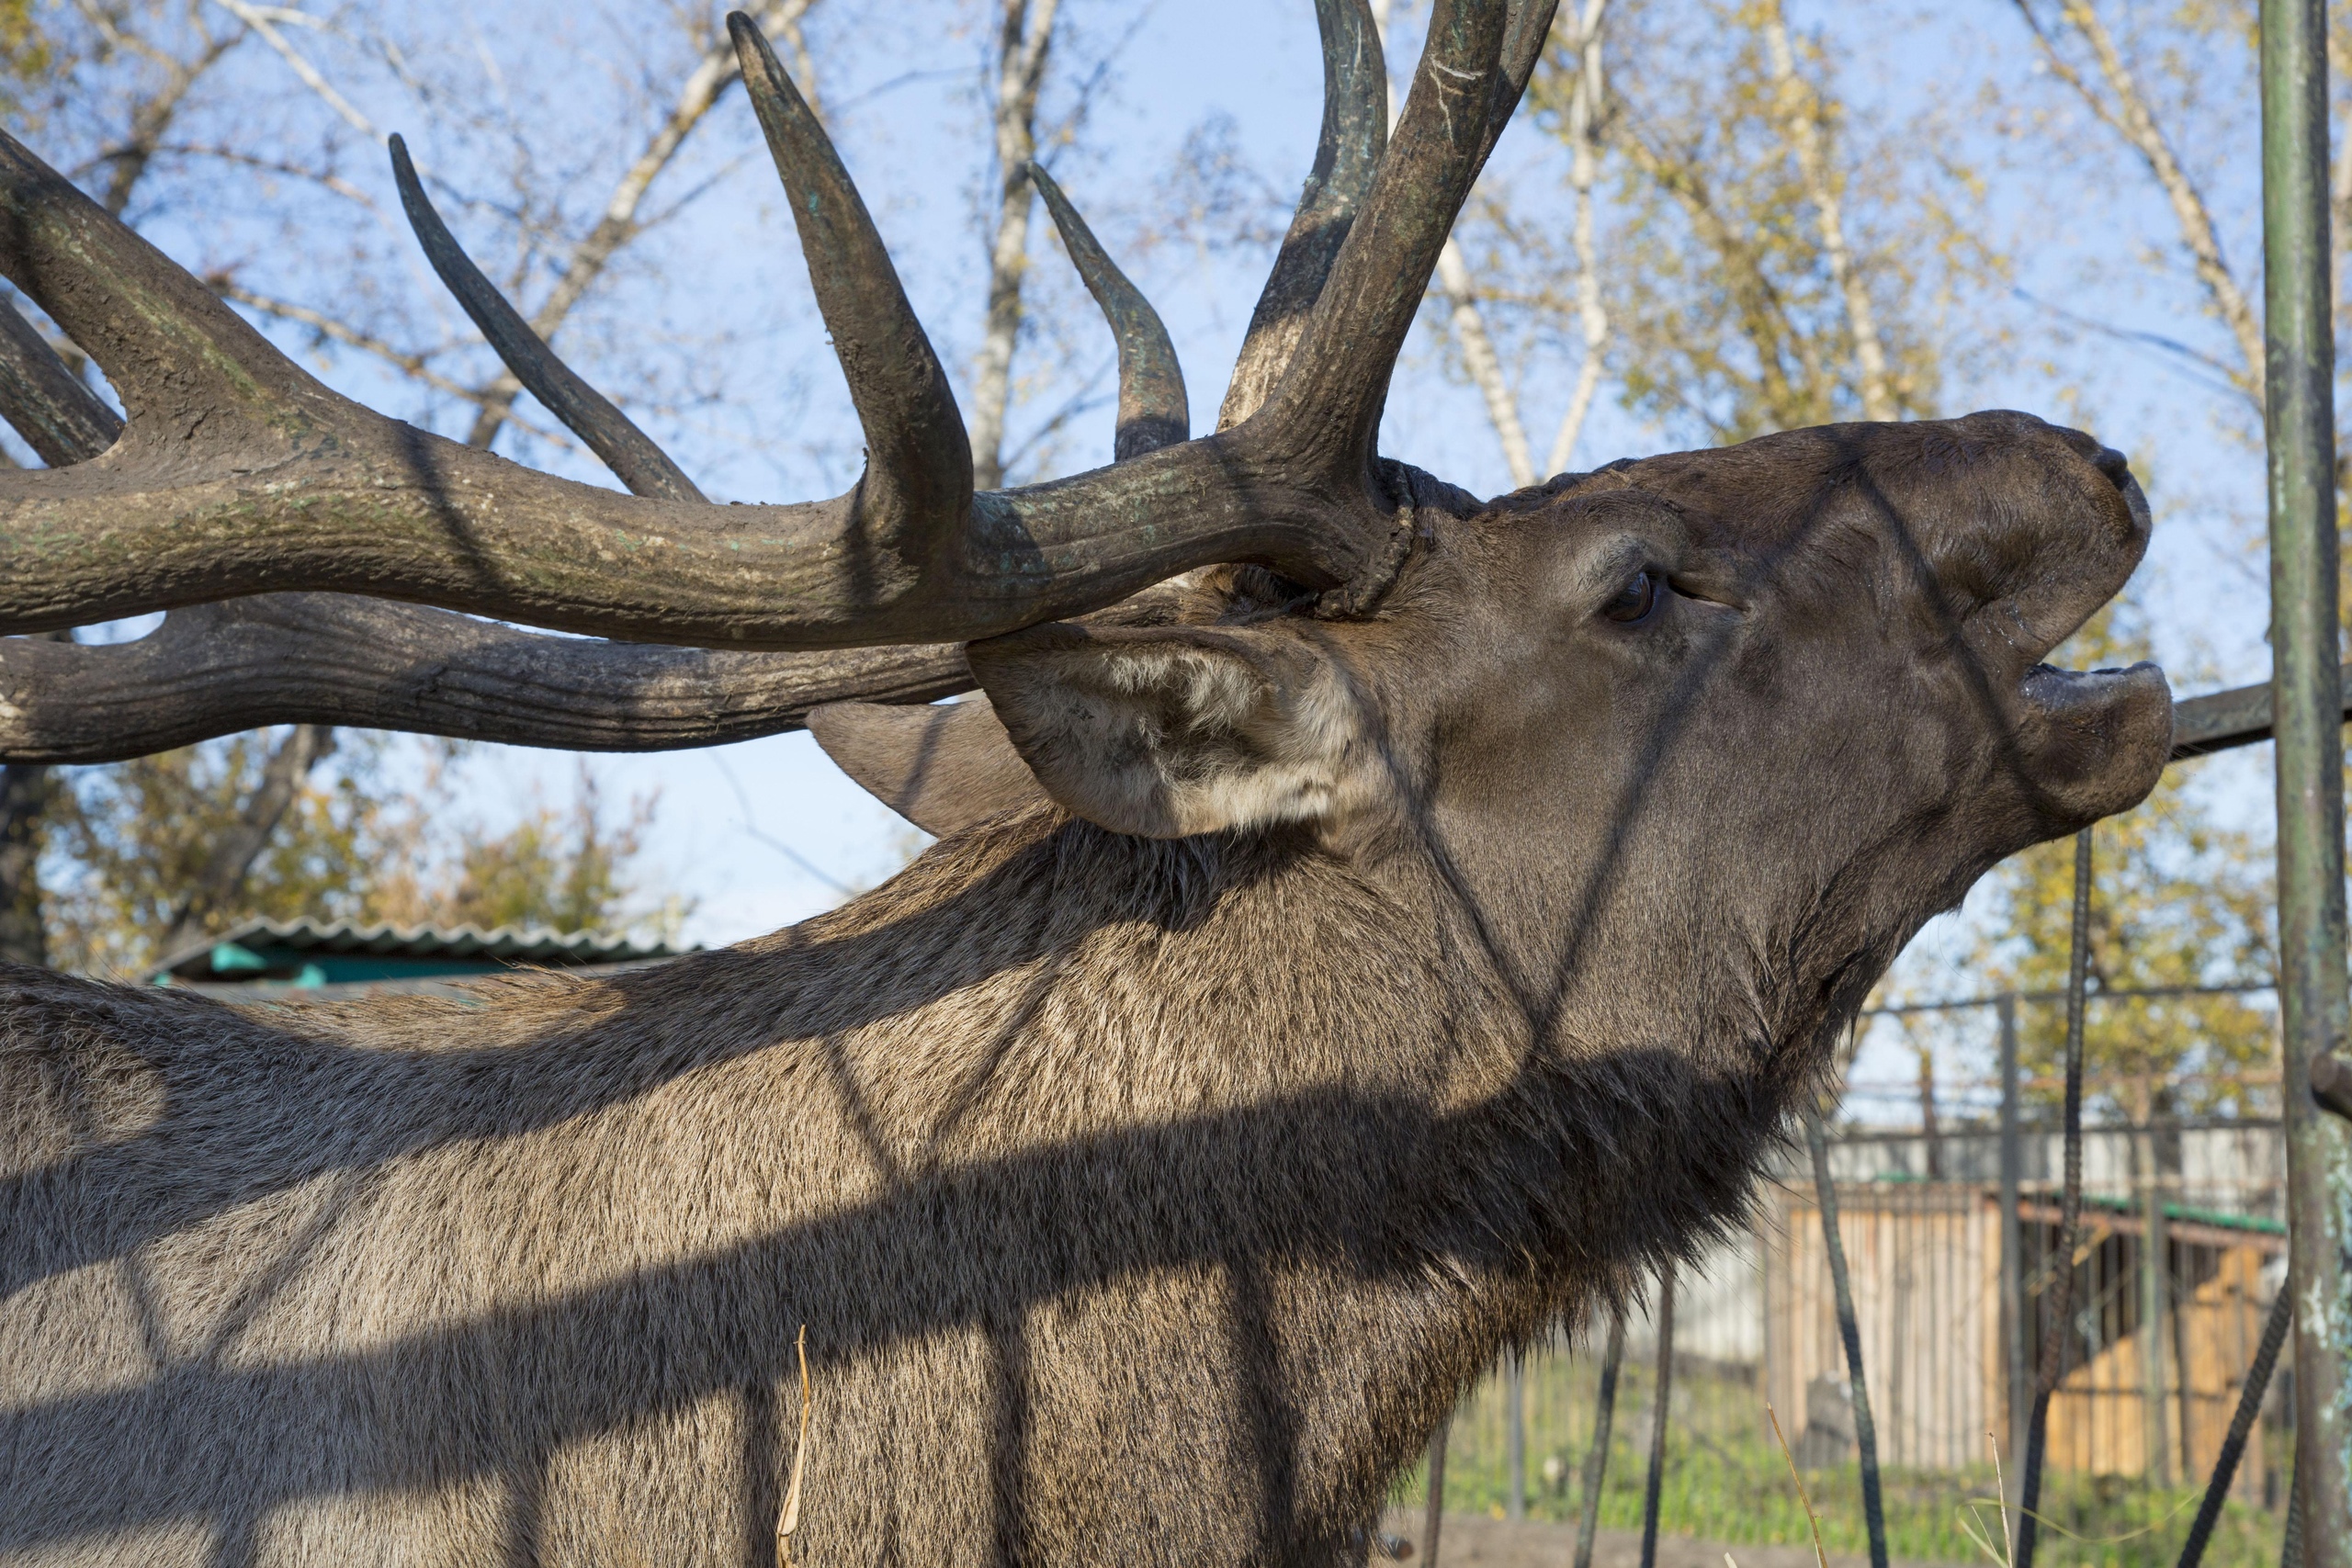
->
[154, 725, 336, 963]
[0, 761, 51, 967]
[967, 0, 1061, 491]
[1762, 4, 1895, 421]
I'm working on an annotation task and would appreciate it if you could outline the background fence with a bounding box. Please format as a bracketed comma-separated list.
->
[1408, 1112, 2296, 1568]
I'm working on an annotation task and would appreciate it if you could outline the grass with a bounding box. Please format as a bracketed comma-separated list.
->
[1391, 1354, 2288, 1568]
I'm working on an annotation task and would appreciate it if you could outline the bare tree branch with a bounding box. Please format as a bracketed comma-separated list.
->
[462, 0, 822, 450]
[153, 141, 378, 206]
[209, 0, 379, 142]
[153, 721, 336, 961]
[1761, 1, 1893, 421]
[2010, 0, 2263, 402]
[215, 281, 582, 448]
[1545, 0, 1611, 476]
[967, 0, 1062, 491]
[70, 0, 250, 216]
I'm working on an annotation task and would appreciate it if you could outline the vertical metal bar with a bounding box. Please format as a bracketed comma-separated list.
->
[2175, 1258, 2198, 1481]
[2263, 1, 2352, 1562]
[1574, 1314, 1627, 1568]
[1806, 1111, 1890, 1568]
[1423, 1423, 1449, 1568]
[2142, 1109, 2173, 1485]
[2284, 1438, 2308, 1568]
[2177, 1288, 2294, 1568]
[1507, 1348, 1526, 1520]
[2001, 993, 2028, 1473]
[1639, 1266, 1676, 1568]
[2018, 829, 2093, 1568]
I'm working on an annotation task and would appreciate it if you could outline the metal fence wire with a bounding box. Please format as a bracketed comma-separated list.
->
[1404, 1114, 2296, 1568]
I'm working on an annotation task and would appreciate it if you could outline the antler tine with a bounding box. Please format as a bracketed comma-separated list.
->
[1257, 0, 1555, 477]
[0, 132, 333, 437]
[1024, 163, 1189, 462]
[729, 12, 970, 534]
[1477, 0, 1563, 177]
[0, 296, 121, 468]
[1217, 0, 1387, 433]
[390, 136, 706, 504]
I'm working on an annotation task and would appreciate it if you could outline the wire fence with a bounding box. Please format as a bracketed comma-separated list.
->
[1396, 1114, 2295, 1568]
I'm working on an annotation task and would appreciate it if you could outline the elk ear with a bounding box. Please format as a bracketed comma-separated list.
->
[807, 697, 1050, 836]
[967, 622, 1358, 839]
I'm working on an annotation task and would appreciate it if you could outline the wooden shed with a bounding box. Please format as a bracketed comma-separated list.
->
[1763, 1179, 2283, 1484]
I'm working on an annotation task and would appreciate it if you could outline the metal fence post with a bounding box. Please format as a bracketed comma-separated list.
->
[1805, 1111, 1889, 1568]
[2178, 1288, 2294, 1568]
[2261, 2, 2352, 1562]
[1498, 1345, 1523, 1521]
[1639, 1265, 1677, 1568]
[1423, 1422, 1448, 1568]
[2017, 829, 2092, 1568]
[2140, 1107, 2173, 1486]
[1573, 1313, 1627, 1568]
[1999, 992, 2028, 1475]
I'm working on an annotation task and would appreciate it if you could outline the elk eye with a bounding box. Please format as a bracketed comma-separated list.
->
[1603, 570, 1660, 624]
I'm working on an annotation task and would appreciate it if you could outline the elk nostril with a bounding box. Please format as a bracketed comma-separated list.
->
[2093, 446, 2132, 490]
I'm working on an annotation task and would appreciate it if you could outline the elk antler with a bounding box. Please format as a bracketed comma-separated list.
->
[0, 0, 1555, 760]
[1025, 163, 1188, 461]
[388, 137, 707, 507]
[1218, 0, 1388, 432]
[0, 288, 975, 760]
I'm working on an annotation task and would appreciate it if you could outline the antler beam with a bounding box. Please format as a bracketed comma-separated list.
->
[0, 286, 982, 761]
[0, 596, 967, 761]
[0, 1, 1539, 757]
[0, 34, 1205, 761]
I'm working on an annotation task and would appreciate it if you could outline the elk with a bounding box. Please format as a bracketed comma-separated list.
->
[0, 2, 2171, 1563]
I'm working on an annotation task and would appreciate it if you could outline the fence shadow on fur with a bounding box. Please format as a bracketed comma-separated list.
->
[0, 453, 2105, 1562]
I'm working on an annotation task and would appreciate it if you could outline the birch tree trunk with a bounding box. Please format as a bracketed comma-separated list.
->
[967, 0, 1062, 491]
[1436, 239, 1536, 487]
[1547, 0, 1612, 476]
[1761, 3, 1894, 422]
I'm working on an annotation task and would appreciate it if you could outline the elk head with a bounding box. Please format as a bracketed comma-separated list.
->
[0, 0, 2166, 1055]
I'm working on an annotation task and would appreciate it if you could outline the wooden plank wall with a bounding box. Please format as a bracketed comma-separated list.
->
[1765, 1183, 2276, 1484]
[1764, 1183, 1998, 1470]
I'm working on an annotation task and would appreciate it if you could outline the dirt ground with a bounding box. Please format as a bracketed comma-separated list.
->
[1374, 1513, 1961, 1568]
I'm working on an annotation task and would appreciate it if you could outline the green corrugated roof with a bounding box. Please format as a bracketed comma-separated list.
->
[153, 915, 691, 987]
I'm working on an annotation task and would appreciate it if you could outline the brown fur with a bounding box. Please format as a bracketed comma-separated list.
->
[0, 414, 2171, 1565]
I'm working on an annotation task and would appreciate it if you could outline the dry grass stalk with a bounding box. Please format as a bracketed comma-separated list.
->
[1990, 1429, 2012, 1567]
[775, 1325, 812, 1568]
[1765, 1403, 1828, 1568]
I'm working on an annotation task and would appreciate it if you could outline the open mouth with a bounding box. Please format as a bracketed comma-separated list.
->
[2018, 661, 2169, 723]
[2011, 660, 2174, 822]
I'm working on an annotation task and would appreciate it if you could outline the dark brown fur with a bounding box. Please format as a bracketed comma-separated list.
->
[0, 413, 2172, 1565]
